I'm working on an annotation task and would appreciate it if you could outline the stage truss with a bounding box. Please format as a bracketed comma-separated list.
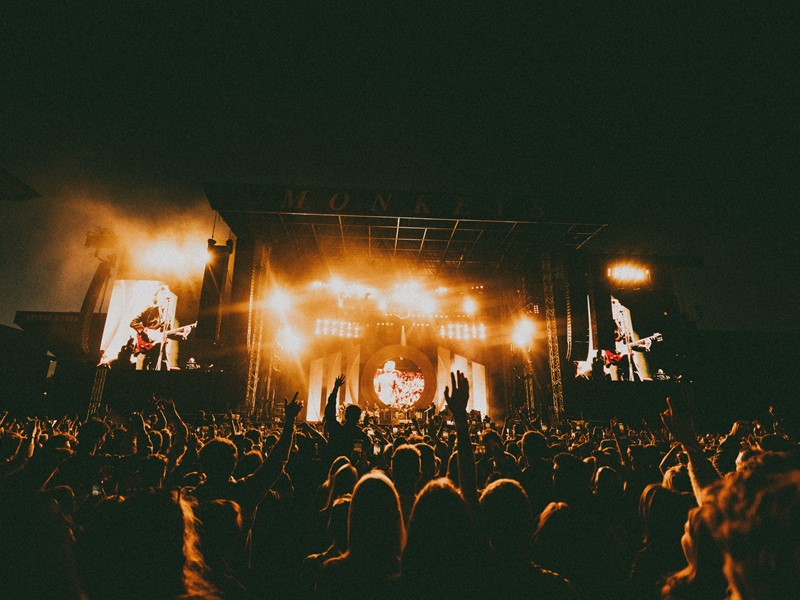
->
[207, 184, 608, 423]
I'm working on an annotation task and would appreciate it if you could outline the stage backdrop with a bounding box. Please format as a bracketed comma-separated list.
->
[305, 343, 487, 422]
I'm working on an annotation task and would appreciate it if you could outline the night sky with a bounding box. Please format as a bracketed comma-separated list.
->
[1, 4, 798, 333]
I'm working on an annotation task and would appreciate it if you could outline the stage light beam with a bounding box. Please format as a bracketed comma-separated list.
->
[276, 325, 304, 355]
[267, 288, 292, 316]
[463, 297, 477, 315]
[512, 317, 536, 349]
[136, 240, 208, 277]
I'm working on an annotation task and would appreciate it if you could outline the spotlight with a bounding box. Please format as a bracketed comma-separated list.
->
[512, 317, 535, 349]
[276, 325, 304, 355]
[608, 263, 650, 285]
[463, 297, 477, 316]
[267, 288, 292, 315]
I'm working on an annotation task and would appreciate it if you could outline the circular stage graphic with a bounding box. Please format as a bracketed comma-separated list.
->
[361, 344, 436, 410]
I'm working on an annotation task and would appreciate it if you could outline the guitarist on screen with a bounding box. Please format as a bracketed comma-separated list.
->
[130, 285, 193, 370]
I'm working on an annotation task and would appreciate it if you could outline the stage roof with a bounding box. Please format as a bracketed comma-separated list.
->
[0, 167, 40, 201]
[205, 182, 607, 278]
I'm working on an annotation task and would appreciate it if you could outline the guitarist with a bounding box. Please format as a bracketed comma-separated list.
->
[130, 285, 183, 370]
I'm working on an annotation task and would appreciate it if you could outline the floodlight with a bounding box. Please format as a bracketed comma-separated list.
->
[608, 263, 650, 284]
[512, 317, 536, 348]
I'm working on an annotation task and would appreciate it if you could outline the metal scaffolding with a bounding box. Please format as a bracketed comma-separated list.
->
[86, 366, 107, 419]
[542, 253, 565, 423]
[244, 242, 270, 417]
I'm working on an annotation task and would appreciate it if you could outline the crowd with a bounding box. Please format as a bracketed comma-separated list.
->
[0, 371, 798, 599]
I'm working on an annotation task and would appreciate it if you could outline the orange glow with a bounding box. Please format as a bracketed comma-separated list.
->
[463, 297, 477, 315]
[267, 288, 292, 316]
[276, 325, 304, 355]
[608, 263, 650, 284]
[130, 239, 208, 278]
[438, 321, 486, 341]
[388, 281, 438, 316]
[512, 317, 536, 348]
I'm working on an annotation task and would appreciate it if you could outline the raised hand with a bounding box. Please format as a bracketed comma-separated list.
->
[334, 374, 345, 389]
[284, 392, 303, 422]
[161, 399, 181, 419]
[25, 417, 41, 443]
[444, 370, 469, 420]
[661, 396, 698, 448]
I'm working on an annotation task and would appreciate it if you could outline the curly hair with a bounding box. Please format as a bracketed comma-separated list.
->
[703, 456, 800, 600]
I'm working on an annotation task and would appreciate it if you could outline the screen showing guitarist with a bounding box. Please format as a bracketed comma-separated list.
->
[130, 285, 193, 370]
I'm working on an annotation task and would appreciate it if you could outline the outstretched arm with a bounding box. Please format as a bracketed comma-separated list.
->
[130, 413, 153, 456]
[162, 400, 188, 472]
[246, 393, 302, 500]
[661, 396, 719, 504]
[323, 374, 345, 432]
[445, 371, 479, 512]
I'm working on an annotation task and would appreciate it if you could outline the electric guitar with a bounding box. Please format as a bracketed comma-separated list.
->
[606, 332, 663, 363]
[134, 322, 197, 354]
[575, 332, 664, 378]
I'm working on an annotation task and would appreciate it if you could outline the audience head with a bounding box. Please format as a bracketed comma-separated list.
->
[638, 483, 695, 547]
[322, 464, 358, 512]
[594, 465, 623, 500]
[552, 452, 593, 504]
[198, 437, 238, 481]
[480, 478, 533, 557]
[403, 478, 481, 590]
[78, 419, 110, 454]
[704, 463, 800, 599]
[347, 471, 404, 568]
[414, 443, 437, 487]
[481, 429, 502, 454]
[233, 450, 263, 479]
[344, 404, 362, 426]
[244, 427, 262, 447]
[390, 444, 421, 492]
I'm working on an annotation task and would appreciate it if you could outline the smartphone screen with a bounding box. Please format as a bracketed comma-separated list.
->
[392, 427, 398, 434]
[353, 440, 363, 453]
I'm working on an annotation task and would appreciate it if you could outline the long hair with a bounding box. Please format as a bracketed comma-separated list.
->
[479, 478, 533, 557]
[321, 464, 358, 514]
[402, 478, 483, 594]
[77, 489, 218, 600]
[346, 471, 405, 570]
